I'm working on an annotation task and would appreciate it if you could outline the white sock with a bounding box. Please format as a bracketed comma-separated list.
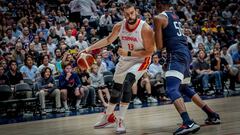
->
[105, 104, 116, 115]
[119, 104, 129, 120]
[76, 99, 81, 107]
[63, 101, 68, 109]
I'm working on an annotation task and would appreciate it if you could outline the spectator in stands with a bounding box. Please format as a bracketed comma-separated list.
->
[38, 55, 57, 76]
[64, 29, 76, 47]
[192, 50, 222, 95]
[0, 65, 10, 85]
[32, 35, 42, 52]
[3, 28, 16, 45]
[12, 23, 22, 39]
[28, 43, 41, 66]
[51, 48, 63, 75]
[139, 72, 158, 103]
[37, 67, 61, 115]
[12, 42, 25, 65]
[96, 54, 107, 74]
[101, 50, 115, 73]
[90, 64, 110, 107]
[59, 63, 84, 111]
[36, 21, 49, 40]
[77, 67, 96, 107]
[55, 21, 65, 37]
[6, 60, 23, 85]
[20, 55, 38, 81]
[47, 36, 57, 58]
[78, 0, 97, 23]
[148, 53, 163, 78]
[75, 33, 89, 51]
[99, 9, 112, 38]
[211, 50, 234, 93]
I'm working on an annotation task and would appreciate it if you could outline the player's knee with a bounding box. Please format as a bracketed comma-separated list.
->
[110, 83, 123, 104]
[180, 84, 196, 99]
[120, 73, 136, 103]
[166, 77, 182, 102]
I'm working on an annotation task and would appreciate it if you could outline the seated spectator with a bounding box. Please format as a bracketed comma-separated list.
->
[148, 53, 163, 78]
[64, 29, 76, 48]
[75, 33, 89, 51]
[38, 55, 57, 76]
[59, 63, 85, 111]
[77, 67, 96, 107]
[211, 50, 235, 92]
[12, 42, 25, 66]
[96, 54, 107, 74]
[51, 48, 63, 75]
[90, 64, 110, 107]
[6, 60, 23, 85]
[101, 50, 115, 73]
[37, 67, 61, 115]
[192, 50, 222, 95]
[28, 43, 41, 66]
[139, 72, 158, 103]
[20, 55, 38, 81]
[0, 65, 10, 85]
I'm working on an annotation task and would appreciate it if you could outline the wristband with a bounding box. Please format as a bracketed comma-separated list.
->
[127, 51, 131, 56]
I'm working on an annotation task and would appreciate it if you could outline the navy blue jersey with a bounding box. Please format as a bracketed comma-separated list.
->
[161, 11, 188, 52]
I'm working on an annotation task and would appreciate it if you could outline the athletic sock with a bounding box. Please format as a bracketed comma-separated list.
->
[119, 104, 129, 120]
[105, 104, 116, 115]
[147, 94, 151, 97]
[202, 105, 215, 117]
[132, 94, 137, 99]
[180, 112, 191, 124]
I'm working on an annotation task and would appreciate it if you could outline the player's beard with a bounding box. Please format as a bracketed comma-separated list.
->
[127, 17, 138, 25]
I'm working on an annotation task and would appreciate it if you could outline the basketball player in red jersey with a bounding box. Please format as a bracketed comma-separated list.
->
[80, 2, 154, 134]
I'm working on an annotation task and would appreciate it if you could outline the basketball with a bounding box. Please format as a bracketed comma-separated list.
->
[77, 53, 95, 70]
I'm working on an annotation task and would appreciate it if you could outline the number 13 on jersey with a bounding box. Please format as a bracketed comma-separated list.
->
[128, 44, 134, 51]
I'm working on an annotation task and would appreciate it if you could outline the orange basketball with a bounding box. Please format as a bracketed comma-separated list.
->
[77, 53, 95, 70]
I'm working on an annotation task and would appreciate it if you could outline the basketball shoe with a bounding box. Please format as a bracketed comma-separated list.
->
[94, 113, 116, 129]
[116, 118, 126, 134]
[205, 113, 221, 125]
[173, 120, 200, 135]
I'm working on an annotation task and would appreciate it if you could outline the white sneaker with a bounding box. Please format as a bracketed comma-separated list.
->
[147, 96, 158, 103]
[133, 98, 142, 105]
[116, 118, 126, 134]
[94, 113, 116, 129]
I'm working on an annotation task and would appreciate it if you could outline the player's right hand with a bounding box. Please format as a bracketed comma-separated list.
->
[77, 48, 90, 58]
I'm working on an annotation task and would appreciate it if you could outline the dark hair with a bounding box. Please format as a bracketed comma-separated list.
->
[42, 54, 50, 62]
[41, 67, 52, 78]
[123, 2, 136, 9]
[24, 55, 33, 64]
[62, 62, 72, 69]
[8, 60, 17, 68]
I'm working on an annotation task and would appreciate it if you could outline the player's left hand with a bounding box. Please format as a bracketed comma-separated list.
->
[118, 48, 128, 56]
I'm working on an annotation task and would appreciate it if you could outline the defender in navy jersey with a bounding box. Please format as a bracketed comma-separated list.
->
[154, 1, 220, 135]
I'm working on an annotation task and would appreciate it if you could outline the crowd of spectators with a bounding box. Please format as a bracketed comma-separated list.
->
[0, 0, 239, 114]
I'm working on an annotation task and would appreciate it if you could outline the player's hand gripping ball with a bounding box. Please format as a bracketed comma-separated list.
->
[77, 53, 95, 70]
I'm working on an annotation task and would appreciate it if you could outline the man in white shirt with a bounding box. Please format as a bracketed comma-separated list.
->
[75, 33, 89, 51]
[99, 10, 113, 38]
[148, 53, 163, 78]
[38, 55, 57, 75]
[64, 29, 76, 47]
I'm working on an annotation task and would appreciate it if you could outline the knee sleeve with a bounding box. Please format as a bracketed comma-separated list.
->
[180, 84, 196, 99]
[166, 76, 182, 102]
[121, 73, 136, 103]
[110, 83, 123, 104]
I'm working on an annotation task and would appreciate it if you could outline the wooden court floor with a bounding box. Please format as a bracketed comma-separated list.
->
[0, 96, 240, 135]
